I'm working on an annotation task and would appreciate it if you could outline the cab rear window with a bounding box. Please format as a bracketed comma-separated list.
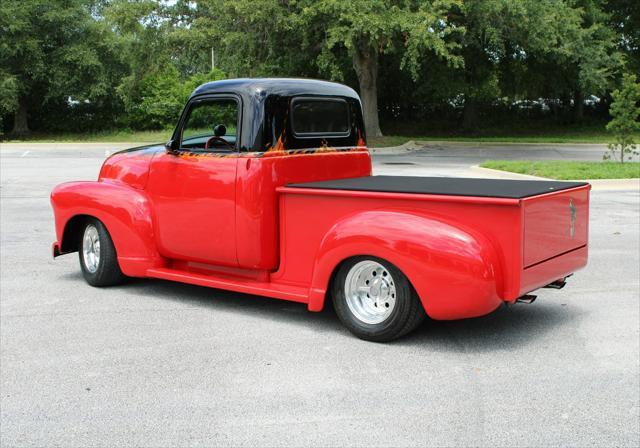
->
[291, 98, 350, 137]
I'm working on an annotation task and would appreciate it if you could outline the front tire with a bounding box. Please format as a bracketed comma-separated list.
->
[79, 218, 125, 286]
[332, 256, 426, 342]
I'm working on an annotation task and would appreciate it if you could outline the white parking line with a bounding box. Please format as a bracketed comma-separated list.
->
[21, 151, 30, 157]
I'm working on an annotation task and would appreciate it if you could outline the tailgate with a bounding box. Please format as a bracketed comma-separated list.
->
[523, 185, 589, 268]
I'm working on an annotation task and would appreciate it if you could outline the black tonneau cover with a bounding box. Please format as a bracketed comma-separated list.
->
[287, 176, 588, 199]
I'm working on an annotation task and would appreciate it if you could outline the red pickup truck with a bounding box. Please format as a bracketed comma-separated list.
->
[51, 78, 590, 341]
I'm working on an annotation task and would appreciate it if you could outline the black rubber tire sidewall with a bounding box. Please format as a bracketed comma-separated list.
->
[332, 256, 425, 342]
[78, 218, 125, 287]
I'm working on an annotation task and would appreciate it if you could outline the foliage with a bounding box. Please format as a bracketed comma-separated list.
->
[296, 0, 464, 81]
[0, 0, 636, 138]
[118, 67, 226, 130]
[0, 71, 18, 133]
[0, 0, 127, 134]
[192, 0, 313, 78]
[450, 0, 623, 129]
[604, 0, 640, 75]
[481, 160, 640, 179]
[605, 73, 640, 162]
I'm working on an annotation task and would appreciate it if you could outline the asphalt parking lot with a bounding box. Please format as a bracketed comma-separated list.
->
[1, 143, 639, 447]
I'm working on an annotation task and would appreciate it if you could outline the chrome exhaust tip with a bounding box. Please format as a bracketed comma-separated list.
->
[516, 294, 537, 304]
[544, 278, 567, 289]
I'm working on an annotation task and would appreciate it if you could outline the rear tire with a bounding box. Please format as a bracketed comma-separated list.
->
[78, 218, 125, 286]
[332, 256, 425, 342]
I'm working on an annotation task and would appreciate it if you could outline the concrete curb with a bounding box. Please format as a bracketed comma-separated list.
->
[469, 165, 548, 180]
[368, 140, 423, 154]
[470, 165, 640, 191]
[370, 140, 611, 153]
[581, 178, 640, 190]
[413, 140, 609, 149]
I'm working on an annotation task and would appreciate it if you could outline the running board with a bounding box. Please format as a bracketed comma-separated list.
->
[146, 267, 309, 303]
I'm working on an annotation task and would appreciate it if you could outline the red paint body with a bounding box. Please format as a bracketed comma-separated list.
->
[51, 145, 589, 320]
[51, 78, 589, 321]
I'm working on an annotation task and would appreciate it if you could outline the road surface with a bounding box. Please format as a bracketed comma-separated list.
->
[1, 143, 638, 447]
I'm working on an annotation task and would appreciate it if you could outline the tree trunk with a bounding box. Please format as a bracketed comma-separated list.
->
[11, 97, 30, 136]
[463, 96, 478, 131]
[573, 90, 584, 122]
[353, 45, 382, 139]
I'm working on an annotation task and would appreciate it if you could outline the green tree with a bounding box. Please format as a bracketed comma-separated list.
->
[605, 73, 640, 163]
[0, 0, 634, 137]
[605, 0, 640, 75]
[0, 0, 126, 135]
[558, 0, 623, 121]
[0, 71, 18, 134]
[190, 0, 318, 79]
[192, 0, 464, 139]
[452, 0, 622, 129]
[299, 0, 464, 138]
[119, 66, 226, 130]
[101, 0, 230, 129]
[102, 0, 172, 128]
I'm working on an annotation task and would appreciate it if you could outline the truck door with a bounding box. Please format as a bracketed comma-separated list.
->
[146, 95, 240, 267]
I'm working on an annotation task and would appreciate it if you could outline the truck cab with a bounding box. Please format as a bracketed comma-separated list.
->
[144, 79, 370, 270]
[51, 78, 590, 341]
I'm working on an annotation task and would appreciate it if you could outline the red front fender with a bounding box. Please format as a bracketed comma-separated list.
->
[50, 181, 164, 276]
[307, 210, 503, 320]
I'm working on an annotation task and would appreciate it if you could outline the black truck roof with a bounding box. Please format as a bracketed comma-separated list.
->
[191, 78, 360, 100]
[182, 78, 365, 152]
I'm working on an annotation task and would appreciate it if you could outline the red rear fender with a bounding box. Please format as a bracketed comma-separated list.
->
[308, 210, 503, 320]
[50, 181, 163, 276]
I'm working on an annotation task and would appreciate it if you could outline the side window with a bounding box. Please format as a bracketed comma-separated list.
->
[181, 98, 238, 151]
[291, 98, 350, 137]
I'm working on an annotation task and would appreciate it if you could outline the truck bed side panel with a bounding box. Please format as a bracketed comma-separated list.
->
[276, 191, 523, 319]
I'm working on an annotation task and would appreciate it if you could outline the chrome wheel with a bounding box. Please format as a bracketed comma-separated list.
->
[82, 224, 100, 273]
[344, 260, 397, 324]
